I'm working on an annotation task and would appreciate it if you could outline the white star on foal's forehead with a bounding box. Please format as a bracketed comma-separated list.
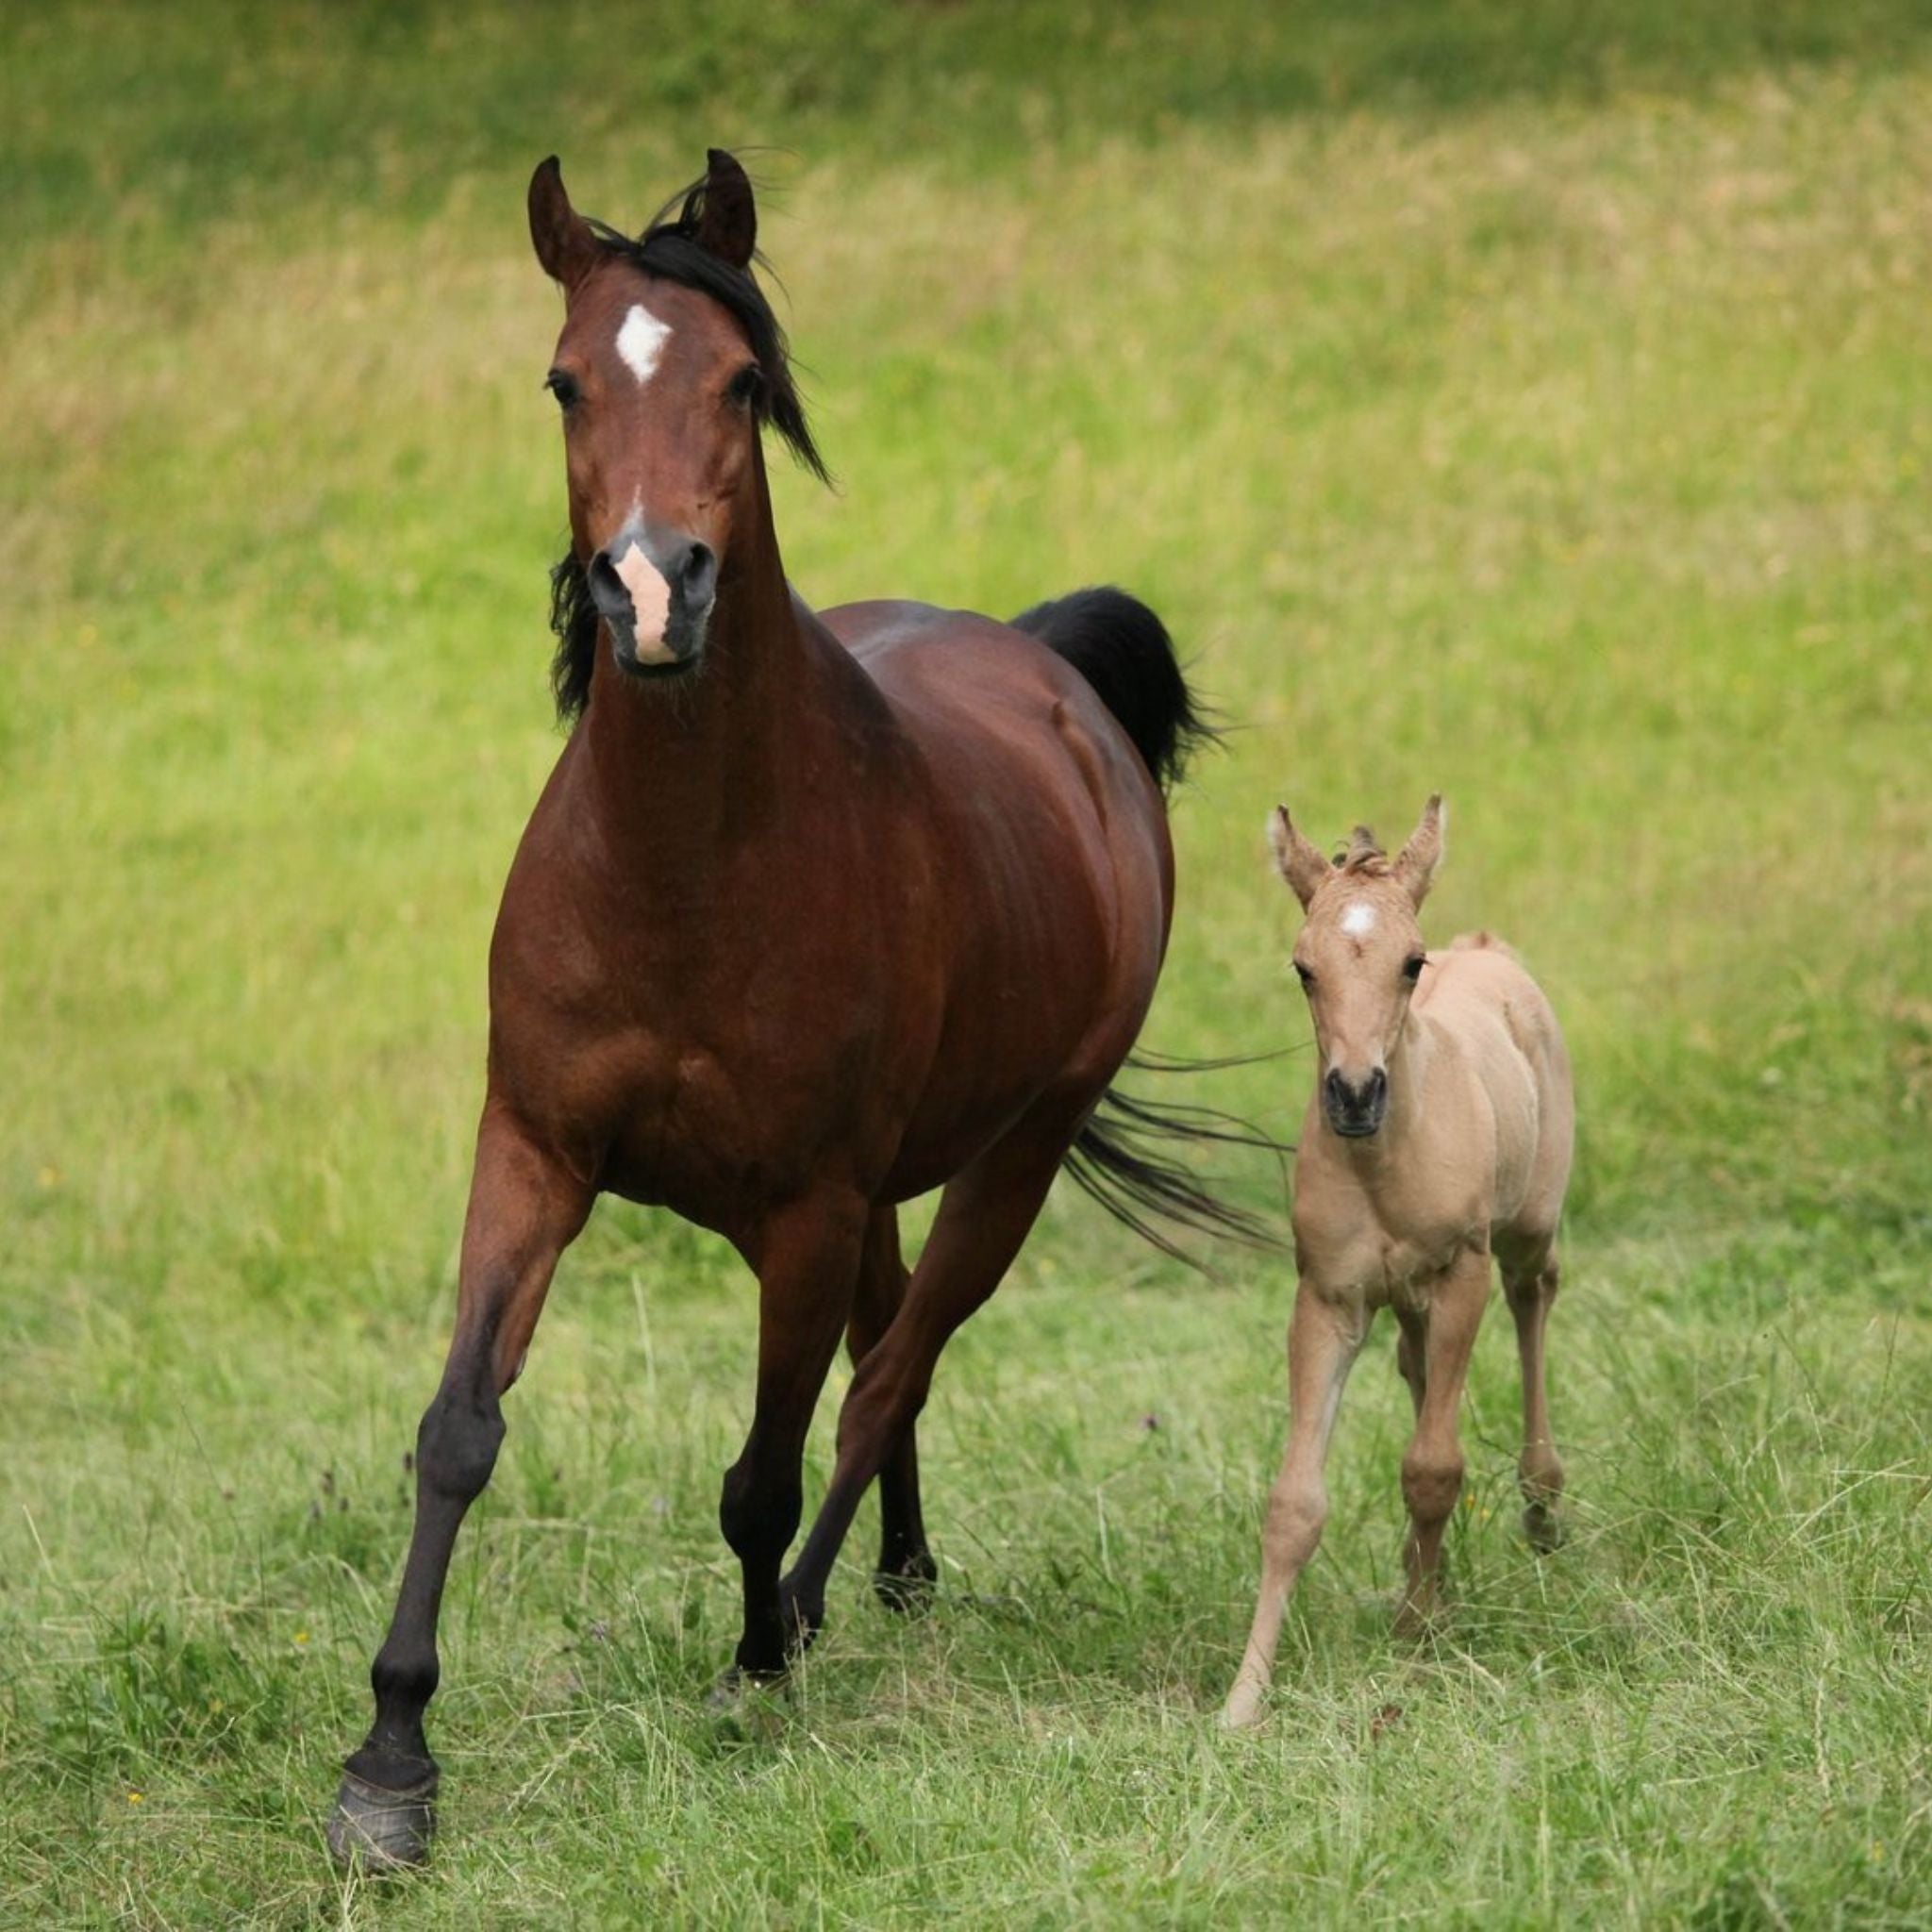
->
[1340, 899, 1378, 939]
[615, 304, 672, 386]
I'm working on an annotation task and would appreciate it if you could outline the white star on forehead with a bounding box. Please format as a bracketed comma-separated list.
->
[615, 304, 671, 386]
[1340, 900, 1378, 939]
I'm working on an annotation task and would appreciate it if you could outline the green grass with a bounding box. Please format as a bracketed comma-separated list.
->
[4, 3, 1931, 1924]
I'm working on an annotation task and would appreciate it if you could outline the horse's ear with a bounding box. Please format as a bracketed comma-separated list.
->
[1393, 794, 1445, 908]
[694, 148, 757, 269]
[1270, 806, 1332, 910]
[529, 156, 599, 291]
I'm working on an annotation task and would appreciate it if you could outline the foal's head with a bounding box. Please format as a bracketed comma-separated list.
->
[1270, 797, 1444, 1139]
[528, 151, 826, 704]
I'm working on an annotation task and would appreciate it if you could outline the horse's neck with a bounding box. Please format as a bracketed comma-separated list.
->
[573, 512, 828, 874]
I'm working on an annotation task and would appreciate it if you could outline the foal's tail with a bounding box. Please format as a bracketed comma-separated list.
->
[1009, 586, 1216, 791]
[1063, 1057, 1288, 1266]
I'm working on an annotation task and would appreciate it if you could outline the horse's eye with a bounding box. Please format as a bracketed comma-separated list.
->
[1293, 961, 1314, 988]
[726, 363, 764, 409]
[545, 369, 580, 409]
[1403, 954, 1426, 981]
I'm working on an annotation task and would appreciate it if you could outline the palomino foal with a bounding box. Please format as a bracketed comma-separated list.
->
[1222, 797, 1574, 1729]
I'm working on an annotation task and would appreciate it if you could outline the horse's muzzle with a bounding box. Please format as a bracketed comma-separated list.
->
[588, 524, 717, 679]
[1324, 1067, 1388, 1139]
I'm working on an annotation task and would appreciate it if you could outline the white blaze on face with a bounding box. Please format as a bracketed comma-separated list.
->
[615, 303, 671, 386]
[612, 547, 675, 661]
[1340, 899, 1378, 940]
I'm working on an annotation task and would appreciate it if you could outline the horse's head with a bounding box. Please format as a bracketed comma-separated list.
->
[528, 151, 825, 691]
[1270, 796, 1444, 1139]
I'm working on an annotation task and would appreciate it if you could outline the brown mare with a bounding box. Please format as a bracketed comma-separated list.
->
[328, 151, 1256, 1867]
[1222, 799, 1574, 1729]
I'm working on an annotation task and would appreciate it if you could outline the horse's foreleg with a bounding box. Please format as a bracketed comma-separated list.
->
[779, 1124, 1069, 1630]
[1221, 1287, 1367, 1729]
[1396, 1248, 1489, 1635]
[327, 1117, 589, 1870]
[1504, 1251, 1565, 1553]
[715, 1191, 867, 1686]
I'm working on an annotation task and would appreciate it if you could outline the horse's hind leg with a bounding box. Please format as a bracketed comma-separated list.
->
[1503, 1248, 1565, 1553]
[328, 1115, 590, 1870]
[849, 1205, 936, 1613]
[779, 1115, 1075, 1632]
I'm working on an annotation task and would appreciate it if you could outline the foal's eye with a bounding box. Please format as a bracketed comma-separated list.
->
[544, 369, 580, 410]
[1403, 954, 1426, 981]
[725, 363, 765, 409]
[1293, 961, 1314, 989]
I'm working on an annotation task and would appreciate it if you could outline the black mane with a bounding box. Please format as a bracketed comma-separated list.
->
[549, 170, 829, 723]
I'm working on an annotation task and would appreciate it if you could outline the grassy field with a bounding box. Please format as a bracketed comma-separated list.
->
[5, 3, 1931, 1924]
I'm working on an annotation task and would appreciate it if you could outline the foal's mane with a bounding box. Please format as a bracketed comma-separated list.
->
[548, 167, 829, 723]
[1333, 826, 1391, 875]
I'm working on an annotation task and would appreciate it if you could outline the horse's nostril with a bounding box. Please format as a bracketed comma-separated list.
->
[679, 541, 718, 605]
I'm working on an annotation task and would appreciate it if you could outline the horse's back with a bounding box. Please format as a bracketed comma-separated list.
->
[1422, 934, 1574, 1243]
[821, 597, 1172, 908]
[811, 598, 1175, 1168]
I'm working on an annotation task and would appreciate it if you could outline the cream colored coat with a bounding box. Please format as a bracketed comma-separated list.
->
[1223, 799, 1574, 1729]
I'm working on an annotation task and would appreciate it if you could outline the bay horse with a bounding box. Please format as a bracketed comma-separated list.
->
[1221, 798, 1574, 1729]
[329, 150, 1257, 1867]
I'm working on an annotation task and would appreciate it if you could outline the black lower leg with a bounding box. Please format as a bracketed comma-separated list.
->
[330, 1372, 502, 1865]
[873, 1431, 937, 1609]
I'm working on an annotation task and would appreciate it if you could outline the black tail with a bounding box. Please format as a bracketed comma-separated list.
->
[1009, 586, 1216, 791]
[1061, 1057, 1290, 1267]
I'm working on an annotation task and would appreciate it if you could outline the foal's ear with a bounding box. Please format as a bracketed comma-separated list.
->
[1392, 794, 1446, 907]
[1269, 806, 1333, 910]
[529, 156, 600, 291]
[693, 148, 757, 269]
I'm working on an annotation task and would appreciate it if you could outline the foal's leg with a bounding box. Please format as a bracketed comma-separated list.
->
[1396, 1248, 1490, 1635]
[1503, 1250, 1565, 1553]
[328, 1116, 590, 1869]
[779, 1120, 1073, 1628]
[1221, 1287, 1368, 1729]
[715, 1189, 868, 1687]
[1394, 1305, 1426, 1421]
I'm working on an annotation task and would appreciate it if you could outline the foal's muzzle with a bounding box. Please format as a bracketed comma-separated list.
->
[1324, 1067, 1388, 1139]
[587, 521, 718, 679]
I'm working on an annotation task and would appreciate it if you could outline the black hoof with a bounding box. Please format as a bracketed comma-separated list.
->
[326, 1767, 438, 1871]
[873, 1548, 938, 1615]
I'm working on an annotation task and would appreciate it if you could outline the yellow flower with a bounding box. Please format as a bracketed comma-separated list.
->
[293, 1630, 310, 1647]
[127, 1790, 143, 1805]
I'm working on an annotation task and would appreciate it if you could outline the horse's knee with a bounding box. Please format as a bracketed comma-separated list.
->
[1401, 1448, 1464, 1528]
[718, 1457, 803, 1565]
[414, 1387, 504, 1505]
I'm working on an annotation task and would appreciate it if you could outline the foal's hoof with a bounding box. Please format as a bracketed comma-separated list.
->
[326, 1768, 438, 1872]
[1524, 1504, 1566, 1555]
[873, 1548, 938, 1616]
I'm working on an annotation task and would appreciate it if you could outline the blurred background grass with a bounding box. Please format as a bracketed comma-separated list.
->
[2, 3, 1929, 1924]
